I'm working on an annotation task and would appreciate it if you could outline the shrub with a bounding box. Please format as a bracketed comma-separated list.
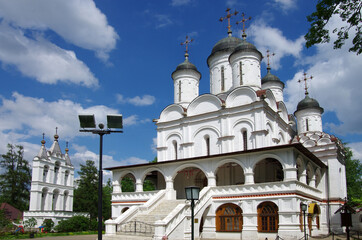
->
[55, 216, 91, 232]
[42, 219, 54, 232]
[24, 217, 37, 229]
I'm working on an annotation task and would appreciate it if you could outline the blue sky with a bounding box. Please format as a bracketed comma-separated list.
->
[0, 0, 361, 181]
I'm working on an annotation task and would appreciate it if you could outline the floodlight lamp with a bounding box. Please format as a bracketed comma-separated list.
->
[79, 115, 96, 128]
[107, 114, 123, 129]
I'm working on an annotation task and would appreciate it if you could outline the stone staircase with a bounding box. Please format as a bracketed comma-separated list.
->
[116, 200, 184, 238]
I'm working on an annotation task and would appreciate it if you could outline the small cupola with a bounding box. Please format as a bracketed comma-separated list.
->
[171, 36, 201, 107]
[294, 73, 324, 134]
[229, 14, 262, 90]
[261, 51, 285, 102]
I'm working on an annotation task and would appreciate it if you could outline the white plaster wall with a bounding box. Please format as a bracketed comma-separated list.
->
[209, 55, 233, 94]
[173, 70, 200, 105]
[295, 108, 323, 134]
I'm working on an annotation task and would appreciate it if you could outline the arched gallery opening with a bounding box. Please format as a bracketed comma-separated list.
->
[143, 170, 166, 191]
[174, 167, 207, 199]
[254, 158, 284, 183]
[216, 162, 245, 186]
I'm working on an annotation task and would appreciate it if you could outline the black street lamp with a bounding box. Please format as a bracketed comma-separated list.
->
[301, 203, 308, 240]
[185, 186, 200, 240]
[78, 114, 123, 240]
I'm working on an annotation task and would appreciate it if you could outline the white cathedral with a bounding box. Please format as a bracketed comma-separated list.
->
[23, 133, 78, 226]
[103, 13, 348, 240]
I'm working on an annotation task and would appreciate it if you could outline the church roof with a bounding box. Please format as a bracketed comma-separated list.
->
[261, 68, 284, 87]
[172, 54, 201, 78]
[296, 95, 324, 113]
[49, 134, 62, 155]
[207, 35, 242, 65]
[229, 38, 262, 59]
[37, 139, 48, 159]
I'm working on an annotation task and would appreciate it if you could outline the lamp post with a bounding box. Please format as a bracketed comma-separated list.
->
[78, 114, 123, 240]
[301, 203, 308, 240]
[185, 186, 200, 240]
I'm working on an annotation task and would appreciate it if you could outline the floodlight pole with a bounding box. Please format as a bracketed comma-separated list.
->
[79, 121, 122, 240]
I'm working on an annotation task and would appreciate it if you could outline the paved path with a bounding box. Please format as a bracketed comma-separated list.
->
[20, 234, 97, 240]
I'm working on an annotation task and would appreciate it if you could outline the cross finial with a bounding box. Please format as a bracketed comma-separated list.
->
[266, 50, 275, 70]
[66, 141, 69, 148]
[219, 8, 239, 35]
[298, 72, 313, 96]
[55, 127, 58, 135]
[236, 13, 252, 39]
[42, 133, 45, 140]
[181, 35, 194, 59]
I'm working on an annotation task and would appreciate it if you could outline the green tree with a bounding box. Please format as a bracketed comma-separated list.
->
[0, 144, 31, 211]
[121, 177, 135, 192]
[143, 180, 156, 191]
[73, 160, 98, 219]
[0, 209, 10, 230]
[42, 219, 54, 232]
[344, 146, 362, 205]
[102, 178, 112, 220]
[305, 0, 361, 54]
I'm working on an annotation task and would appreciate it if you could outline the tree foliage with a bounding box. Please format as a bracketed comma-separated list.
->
[0, 144, 31, 211]
[305, 0, 361, 54]
[42, 219, 54, 232]
[73, 160, 98, 219]
[73, 160, 113, 222]
[121, 177, 135, 192]
[344, 146, 362, 205]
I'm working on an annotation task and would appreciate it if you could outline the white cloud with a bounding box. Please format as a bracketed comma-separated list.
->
[171, 0, 191, 6]
[0, 92, 145, 146]
[248, 21, 305, 69]
[152, 137, 157, 153]
[348, 142, 362, 162]
[0, 22, 98, 87]
[116, 94, 156, 106]
[0, 0, 118, 60]
[155, 14, 173, 29]
[284, 15, 362, 136]
[273, 0, 297, 11]
[123, 115, 151, 126]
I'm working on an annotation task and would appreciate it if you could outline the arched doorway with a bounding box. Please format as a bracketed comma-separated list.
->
[174, 167, 207, 199]
[254, 158, 284, 183]
[216, 162, 244, 186]
[216, 203, 243, 232]
[143, 170, 166, 191]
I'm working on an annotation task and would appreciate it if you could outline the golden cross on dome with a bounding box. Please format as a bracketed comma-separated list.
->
[236, 13, 252, 39]
[55, 127, 58, 135]
[66, 141, 69, 148]
[266, 50, 275, 69]
[219, 8, 239, 35]
[181, 35, 193, 57]
[298, 72, 313, 96]
[42, 133, 45, 140]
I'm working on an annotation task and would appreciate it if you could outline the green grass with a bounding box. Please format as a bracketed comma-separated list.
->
[0, 231, 99, 239]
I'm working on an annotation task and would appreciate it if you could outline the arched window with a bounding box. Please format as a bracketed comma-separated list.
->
[52, 189, 59, 211]
[242, 130, 248, 150]
[43, 165, 49, 182]
[178, 82, 182, 102]
[306, 118, 309, 131]
[63, 191, 68, 211]
[205, 136, 210, 156]
[216, 203, 243, 232]
[257, 202, 279, 232]
[54, 162, 60, 184]
[239, 62, 243, 85]
[64, 170, 69, 186]
[41, 188, 48, 211]
[221, 66, 225, 91]
[173, 141, 178, 160]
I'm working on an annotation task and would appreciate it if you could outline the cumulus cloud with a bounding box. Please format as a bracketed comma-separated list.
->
[0, 92, 150, 155]
[116, 94, 156, 106]
[273, 0, 297, 11]
[0, 0, 118, 60]
[284, 16, 362, 136]
[0, 22, 98, 87]
[171, 0, 191, 6]
[248, 20, 305, 69]
[348, 142, 362, 162]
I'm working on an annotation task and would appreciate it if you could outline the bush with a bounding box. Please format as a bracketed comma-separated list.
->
[24, 217, 37, 229]
[42, 219, 54, 232]
[55, 216, 91, 232]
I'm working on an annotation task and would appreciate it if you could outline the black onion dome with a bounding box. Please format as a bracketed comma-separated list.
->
[296, 95, 324, 113]
[230, 39, 262, 59]
[172, 58, 201, 78]
[261, 68, 284, 88]
[207, 35, 242, 66]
